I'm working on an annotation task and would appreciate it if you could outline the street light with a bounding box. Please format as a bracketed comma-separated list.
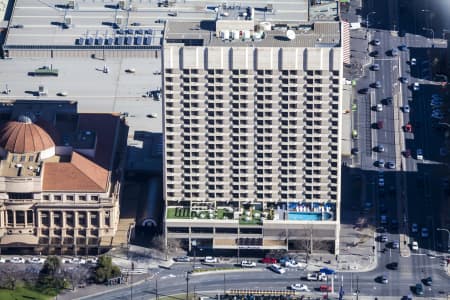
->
[185, 272, 190, 300]
[422, 27, 435, 45]
[191, 240, 197, 270]
[366, 11, 376, 33]
[437, 228, 450, 253]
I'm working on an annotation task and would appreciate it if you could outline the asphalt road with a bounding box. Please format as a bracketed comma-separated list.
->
[79, 260, 450, 300]
[347, 0, 450, 298]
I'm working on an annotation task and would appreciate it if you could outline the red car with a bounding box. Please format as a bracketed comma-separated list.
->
[377, 121, 384, 129]
[261, 257, 277, 264]
[404, 123, 412, 133]
[319, 285, 332, 292]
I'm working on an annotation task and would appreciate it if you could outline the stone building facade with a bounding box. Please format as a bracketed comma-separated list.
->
[0, 100, 127, 255]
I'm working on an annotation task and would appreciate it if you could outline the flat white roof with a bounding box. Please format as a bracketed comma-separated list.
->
[5, 0, 311, 47]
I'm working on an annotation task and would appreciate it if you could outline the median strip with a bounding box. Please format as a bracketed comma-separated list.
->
[190, 267, 264, 276]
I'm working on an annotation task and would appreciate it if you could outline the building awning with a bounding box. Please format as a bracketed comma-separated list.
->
[0, 234, 39, 245]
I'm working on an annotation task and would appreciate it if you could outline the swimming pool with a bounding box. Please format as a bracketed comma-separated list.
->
[288, 212, 332, 221]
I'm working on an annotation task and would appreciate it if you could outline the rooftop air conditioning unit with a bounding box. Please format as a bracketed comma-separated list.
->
[116, 16, 123, 25]
[118, 0, 126, 9]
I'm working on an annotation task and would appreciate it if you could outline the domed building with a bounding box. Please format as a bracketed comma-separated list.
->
[0, 101, 127, 255]
[0, 114, 56, 160]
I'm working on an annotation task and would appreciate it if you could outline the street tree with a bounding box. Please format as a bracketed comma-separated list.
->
[94, 255, 121, 283]
[0, 265, 21, 290]
[63, 266, 91, 291]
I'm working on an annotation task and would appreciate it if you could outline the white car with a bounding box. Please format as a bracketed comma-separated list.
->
[376, 104, 383, 112]
[421, 227, 429, 238]
[241, 260, 256, 268]
[64, 257, 86, 264]
[269, 264, 286, 274]
[73, 258, 87, 264]
[402, 105, 410, 113]
[290, 283, 310, 291]
[411, 223, 418, 233]
[203, 256, 218, 264]
[0, 257, 6, 263]
[86, 257, 99, 264]
[413, 82, 420, 91]
[411, 241, 419, 251]
[27, 257, 45, 264]
[416, 149, 423, 160]
[10, 257, 25, 264]
[284, 260, 303, 268]
[410, 58, 416, 65]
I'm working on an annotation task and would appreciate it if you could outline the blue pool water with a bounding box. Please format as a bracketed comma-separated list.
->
[288, 212, 332, 221]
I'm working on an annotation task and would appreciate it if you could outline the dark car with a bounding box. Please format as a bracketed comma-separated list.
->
[423, 277, 432, 286]
[372, 39, 381, 46]
[415, 283, 424, 295]
[390, 241, 400, 249]
[379, 235, 388, 242]
[403, 149, 411, 157]
[377, 121, 384, 129]
[399, 44, 408, 51]
[383, 97, 393, 105]
[387, 262, 398, 270]
[376, 145, 385, 152]
[377, 226, 387, 233]
[131, 22, 141, 26]
[359, 88, 369, 94]
[351, 148, 359, 155]
[376, 275, 388, 284]
[370, 50, 379, 57]
[400, 77, 409, 84]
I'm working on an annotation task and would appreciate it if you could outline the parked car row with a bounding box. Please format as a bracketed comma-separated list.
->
[0, 256, 97, 264]
[174, 255, 305, 269]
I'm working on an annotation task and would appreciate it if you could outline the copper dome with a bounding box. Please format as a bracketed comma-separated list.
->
[0, 118, 55, 154]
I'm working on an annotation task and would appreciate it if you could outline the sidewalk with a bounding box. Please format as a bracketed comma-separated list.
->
[58, 245, 172, 300]
[58, 273, 149, 300]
